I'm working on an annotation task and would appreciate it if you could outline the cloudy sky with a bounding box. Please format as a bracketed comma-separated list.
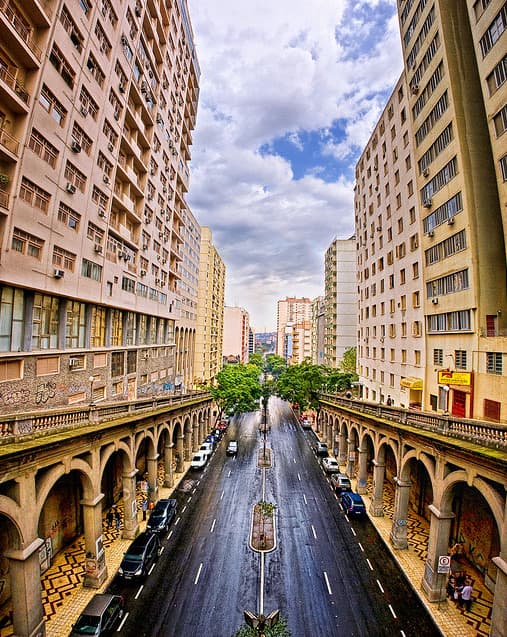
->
[186, 0, 403, 331]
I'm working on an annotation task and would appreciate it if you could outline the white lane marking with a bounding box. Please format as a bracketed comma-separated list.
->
[182, 506, 187, 513]
[187, 496, 192, 503]
[350, 527, 356, 537]
[377, 579, 384, 593]
[174, 517, 181, 526]
[366, 558, 373, 571]
[167, 530, 173, 540]
[148, 563, 156, 575]
[117, 612, 129, 631]
[303, 494, 307, 505]
[159, 546, 165, 555]
[220, 490, 225, 501]
[293, 458, 296, 463]
[196, 480, 201, 486]
[297, 473, 301, 481]
[358, 542, 364, 552]
[194, 563, 203, 585]
[389, 605, 397, 619]
[134, 585, 144, 599]
[210, 518, 216, 533]
[311, 525, 317, 539]
[323, 571, 333, 595]
[400, 630, 406, 637]
[192, 487, 197, 494]
[228, 470, 232, 477]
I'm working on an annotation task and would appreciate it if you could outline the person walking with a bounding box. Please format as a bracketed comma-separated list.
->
[106, 509, 114, 529]
[114, 508, 121, 531]
[142, 497, 149, 521]
[461, 581, 473, 611]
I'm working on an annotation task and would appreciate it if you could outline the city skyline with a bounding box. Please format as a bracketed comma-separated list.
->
[187, 0, 403, 330]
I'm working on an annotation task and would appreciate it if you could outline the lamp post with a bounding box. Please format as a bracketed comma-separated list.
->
[89, 375, 95, 407]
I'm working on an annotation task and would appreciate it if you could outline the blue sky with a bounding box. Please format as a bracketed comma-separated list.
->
[186, 0, 403, 331]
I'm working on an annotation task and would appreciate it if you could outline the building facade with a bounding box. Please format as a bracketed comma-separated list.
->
[324, 236, 357, 370]
[311, 295, 325, 365]
[222, 305, 250, 363]
[276, 296, 312, 363]
[193, 227, 225, 386]
[0, 0, 200, 411]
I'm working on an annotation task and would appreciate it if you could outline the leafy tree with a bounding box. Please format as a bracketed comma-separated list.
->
[233, 615, 291, 637]
[275, 361, 326, 418]
[248, 352, 264, 369]
[264, 354, 287, 378]
[208, 363, 262, 421]
[339, 346, 357, 375]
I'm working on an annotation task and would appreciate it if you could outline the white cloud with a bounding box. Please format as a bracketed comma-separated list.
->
[186, 0, 402, 330]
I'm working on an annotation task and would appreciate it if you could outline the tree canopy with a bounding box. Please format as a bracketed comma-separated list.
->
[264, 354, 287, 378]
[248, 352, 264, 369]
[208, 363, 262, 419]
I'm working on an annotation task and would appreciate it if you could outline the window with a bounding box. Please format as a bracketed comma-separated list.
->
[28, 129, 58, 167]
[53, 246, 76, 271]
[415, 91, 449, 146]
[487, 54, 507, 96]
[91, 307, 106, 347]
[434, 348, 443, 366]
[0, 287, 24, 352]
[413, 291, 420, 307]
[95, 21, 112, 57]
[32, 294, 59, 349]
[111, 309, 123, 346]
[493, 104, 507, 137]
[455, 350, 467, 370]
[427, 310, 472, 333]
[484, 398, 501, 421]
[92, 186, 109, 213]
[49, 44, 75, 87]
[82, 258, 102, 282]
[72, 123, 93, 155]
[479, 4, 507, 57]
[60, 5, 84, 50]
[0, 359, 23, 382]
[421, 157, 458, 203]
[501, 154, 507, 180]
[39, 84, 67, 126]
[413, 261, 419, 278]
[122, 276, 135, 293]
[79, 86, 99, 120]
[486, 352, 503, 374]
[426, 269, 469, 298]
[19, 178, 51, 213]
[66, 301, 86, 348]
[64, 161, 87, 192]
[36, 356, 59, 375]
[12, 228, 44, 259]
[111, 351, 125, 377]
[58, 202, 81, 231]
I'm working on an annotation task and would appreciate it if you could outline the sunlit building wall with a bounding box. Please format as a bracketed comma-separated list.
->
[222, 306, 249, 363]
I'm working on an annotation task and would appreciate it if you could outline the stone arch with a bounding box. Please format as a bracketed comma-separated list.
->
[35, 459, 94, 519]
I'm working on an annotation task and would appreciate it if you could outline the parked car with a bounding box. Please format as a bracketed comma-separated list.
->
[226, 440, 238, 456]
[205, 434, 217, 446]
[199, 442, 214, 457]
[315, 441, 329, 457]
[118, 532, 160, 580]
[190, 452, 207, 470]
[330, 473, 352, 493]
[301, 418, 312, 429]
[69, 593, 124, 637]
[322, 457, 340, 473]
[341, 491, 366, 517]
[146, 498, 177, 535]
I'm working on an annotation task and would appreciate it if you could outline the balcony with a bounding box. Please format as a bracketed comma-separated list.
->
[0, 0, 43, 66]
[0, 188, 10, 211]
[0, 127, 20, 157]
[0, 66, 30, 111]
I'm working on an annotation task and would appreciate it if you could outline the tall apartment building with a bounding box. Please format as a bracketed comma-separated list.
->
[395, 0, 507, 419]
[311, 295, 325, 365]
[222, 305, 250, 363]
[193, 227, 225, 386]
[355, 73, 426, 408]
[324, 236, 357, 370]
[0, 0, 200, 410]
[276, 296, 312, 363]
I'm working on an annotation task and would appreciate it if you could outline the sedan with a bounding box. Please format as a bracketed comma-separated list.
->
[341, 491, 366, 517]
[322, 457, 340, 473]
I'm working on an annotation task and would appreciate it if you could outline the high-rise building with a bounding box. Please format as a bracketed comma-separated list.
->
[324, 236, 357, 370]
[276, 296, 312, 363]
[193, 227, 225, 386]
[394, 0, 507, 419]
[0, 0, 200, 410]
[355, 73, 426, 408]
[222, 306, 250, 363]
[311, 296, 326, 365]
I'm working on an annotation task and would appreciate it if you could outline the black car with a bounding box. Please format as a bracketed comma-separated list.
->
[118, 532, 160, 580]
[146, 498, 177, 535]
[69, 594, 124, 637]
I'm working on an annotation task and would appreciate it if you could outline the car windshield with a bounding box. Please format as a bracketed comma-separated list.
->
[73, 615, 100, 634]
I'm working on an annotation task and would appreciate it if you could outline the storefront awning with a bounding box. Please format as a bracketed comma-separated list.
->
[400, 377, 423, 390]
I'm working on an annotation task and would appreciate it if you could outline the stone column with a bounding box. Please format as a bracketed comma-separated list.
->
[164, 442, 174, 487]
[389, 477, 411, 549]
[5, 538, 45, 637]
[175, 435, 184, 472]
[421, 504, 455, 601]
[338, 430, 347, 467]
[356, 448, 368, 494]
[369, 461, 385, 517]
[147, 453, 159, 503]
[346, 438, 356, 477]
[81, 494, 107, 587]
[121, 469, 139, 540]
[491, 495, 507, 637]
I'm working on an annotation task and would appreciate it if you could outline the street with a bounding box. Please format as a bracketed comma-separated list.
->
[109, 399, 440, 636]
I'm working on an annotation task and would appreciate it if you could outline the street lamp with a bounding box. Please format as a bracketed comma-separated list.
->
[89, 375, 96, 407]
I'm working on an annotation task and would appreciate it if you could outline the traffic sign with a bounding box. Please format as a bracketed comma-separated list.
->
[437, 555, 451, 573]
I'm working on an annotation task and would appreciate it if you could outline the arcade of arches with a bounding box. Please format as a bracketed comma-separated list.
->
[319, 401, 507, 637]
[0, 398, 211, 637]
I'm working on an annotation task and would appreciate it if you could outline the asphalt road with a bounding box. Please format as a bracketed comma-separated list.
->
[109, 399, 440, 637]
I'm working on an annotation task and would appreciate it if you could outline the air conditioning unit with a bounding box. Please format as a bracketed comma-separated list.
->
[69, 357, 81, 368]
[114, 110, 120, 121]
[162, 81, 168, 90]
[108, 142, 114, 152]
[423, 197, 432, 208]
[135, 6, 141, 16]
[119, 82, 126, 93]
[80, 106, 88, 117]
[162, 187, 167, 194]
[448, 216, 455, 225]
[103, 174, 110, 184]
[140, 269, 146, 276]
[98, 209, 106, 218]
[121, 35, 128, 46]
[150, 168, 156, 175]
[66, 182, 76, 194]
[428, 230, 434, 237]
[94, 244, 103, 253]
[54, 268, 64, 278]
[71, 140, 81, 153]
[141, 81, 148, 93]
[423, 167, 430, 177]
[156, 114, 163, 124]
[155, 278, 161, 286]
[118, 250, 126, 259]
[411, 84, 419, 95]
[431, 298, 439, 305]
[142, 243, 148, 250]
[379, 337, 384, 343]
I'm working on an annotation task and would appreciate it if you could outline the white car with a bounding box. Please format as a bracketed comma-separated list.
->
[322, 457, 340, 474]
[190, 453, 207, 470]
[199, 442, 213, 457]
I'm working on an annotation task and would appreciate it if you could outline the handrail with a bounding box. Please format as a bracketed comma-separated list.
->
[320, 393, 507, 450]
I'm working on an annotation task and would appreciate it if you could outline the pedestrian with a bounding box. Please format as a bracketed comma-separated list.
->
[446, 574, 455, 599]
[142, 497, 149, 521]
[106, 509, 114, 529]
[386, 395, 392, 406]
[114, 508, 121, 530]
[461, 581, 473, 611]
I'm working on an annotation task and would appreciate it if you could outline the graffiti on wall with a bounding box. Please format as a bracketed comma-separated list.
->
[0, 387, 29, 406]
[35, 381, 57, 405]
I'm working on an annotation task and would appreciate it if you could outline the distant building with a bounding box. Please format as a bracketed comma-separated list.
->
[255, 332, 276, 353]
[276, 297, 312, 364]
[324, 237, 357, 369]
[223, 306, 250, 363]
[311, 296, 326, 366]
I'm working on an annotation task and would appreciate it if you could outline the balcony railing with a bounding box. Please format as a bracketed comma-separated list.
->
[0, 390, 211, 442]
[0, 127, 20, 154]
[0, 65, 29, 103]
[320, 393, 507, 450]
[0, 189, 9, 209]
[0, 0, 42, 60]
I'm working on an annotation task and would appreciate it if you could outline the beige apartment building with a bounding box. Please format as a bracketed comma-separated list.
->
[324, 236, 357, 370]
[276, 296, 312, 363]
[0, 0, 201, 410]
[193, 226, 225, 385]
[395, 0, 507, 420]
[355, 73, 426, 408]
[311, 295, 325, 365]
[222, 305, 250, 363]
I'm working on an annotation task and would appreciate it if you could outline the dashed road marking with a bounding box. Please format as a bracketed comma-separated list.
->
[194, 563, 203, 585]
[389, 605, 397, 619]
[358, 542, 364, 552]
[187, 496, 192, 503]
[167, 530, 173, 540]
[377, 579, 384, 593]
[210, 518, 216, 533]
[182, 505, 187, 513]
[174, 517, 181, 526]
[350, 527, 356, 537]
[220, 490, 225, 501]
[366, 558, 373, 571]
[117, 612, 129, 631]
[311, 525, 317, 539]
[228, 470, 232, 477]
[303, 494, 307, 505]
[135, 585, 143, 600]
[323, 571, 332, 595]
[297, 473, 301, 481]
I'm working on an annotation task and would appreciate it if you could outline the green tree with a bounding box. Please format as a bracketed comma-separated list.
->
[339, 346, 357, 375]
[233, 615, 291, 637]
[208, 363, 262, 421]
[248, 352, 264, 369]
[275, 361, 326, 420]
[264, 354, 287, 378]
